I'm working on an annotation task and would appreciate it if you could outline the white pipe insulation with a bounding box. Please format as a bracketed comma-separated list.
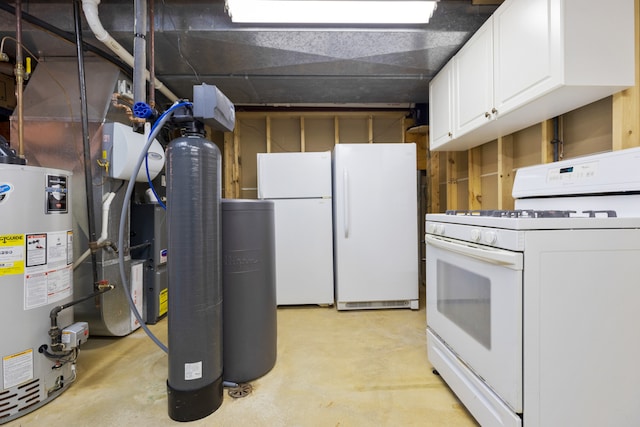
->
[73, 192, 116, 270]
[133, 0, 147, 104]
[81, 0, 179, 102]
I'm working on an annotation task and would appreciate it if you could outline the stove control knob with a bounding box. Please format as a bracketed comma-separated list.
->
[427, 224, 436, 234]
[433, 224, 444, 235]
[470, 229, 482, 242]
[483, 231, 497, 244]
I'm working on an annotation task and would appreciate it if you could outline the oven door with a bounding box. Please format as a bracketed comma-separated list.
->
[426, 234, 523, 413]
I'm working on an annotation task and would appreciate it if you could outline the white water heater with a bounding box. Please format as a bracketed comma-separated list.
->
[0, 163, 76, 424]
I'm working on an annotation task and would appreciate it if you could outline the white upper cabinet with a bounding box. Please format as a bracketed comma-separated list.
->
[430, 0, 635, 151]
[454, 17, 495, 137]
[429, 60, 454, 149]
[493, 0, 555, 116]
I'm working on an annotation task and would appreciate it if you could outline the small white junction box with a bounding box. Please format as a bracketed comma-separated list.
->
[61, 322, 89, 349]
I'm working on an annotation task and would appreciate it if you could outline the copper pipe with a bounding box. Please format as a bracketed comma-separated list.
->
[15, 0, 24, 159]
[111, 93, 146, 124]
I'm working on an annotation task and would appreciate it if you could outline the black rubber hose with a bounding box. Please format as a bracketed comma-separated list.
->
[49, 285, 114, 329]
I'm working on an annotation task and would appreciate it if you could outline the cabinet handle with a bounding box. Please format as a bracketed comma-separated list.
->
[485, 112, 491, 119]
[491, 108, 498, 115]
[448, 132, 452, 137]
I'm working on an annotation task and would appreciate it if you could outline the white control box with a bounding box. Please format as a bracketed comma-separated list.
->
[61, 322, 89, 349]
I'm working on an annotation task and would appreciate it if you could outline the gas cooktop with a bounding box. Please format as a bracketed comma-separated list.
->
[428, 148, 640, 231]
[445, 209, 617, 218]
[426, 211, 640, 231]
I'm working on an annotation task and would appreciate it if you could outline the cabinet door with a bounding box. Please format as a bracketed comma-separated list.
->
[493, 0, 560, 116]
[454, 17, 494, 137]
[429, 60, 454, 149]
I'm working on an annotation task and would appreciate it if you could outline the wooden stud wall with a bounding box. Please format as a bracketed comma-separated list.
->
[497, 135, 514, 210]
[428, 151, 440, 213]
[223, 125, 241, 199]
[613, 0, 640, 150]
[221, 0, 639, 207]
[225, 111, 410, 199]
[446, 152, 459, 211]
[428, 0, 640, 213]
[468, 147, 482, 210]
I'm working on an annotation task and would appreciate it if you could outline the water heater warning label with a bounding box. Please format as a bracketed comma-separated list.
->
[3, 349, 33, 390]
[0, 234, 24, 276]
[26, 234, 47, 267]
[23, 231, 73, 310]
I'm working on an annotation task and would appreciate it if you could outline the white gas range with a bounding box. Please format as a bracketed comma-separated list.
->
[425, 147, 640, 427]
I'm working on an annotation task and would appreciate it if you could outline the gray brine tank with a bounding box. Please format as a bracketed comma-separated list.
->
[166, 134, 223, 421]
[222, 199, 277, 383]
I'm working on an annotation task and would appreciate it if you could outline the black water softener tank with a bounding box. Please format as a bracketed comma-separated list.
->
[221, 199, 277, 383]
[166, 133, 223, 421]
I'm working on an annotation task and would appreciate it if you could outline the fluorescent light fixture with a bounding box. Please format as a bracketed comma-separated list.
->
[225, 1, 439, 24]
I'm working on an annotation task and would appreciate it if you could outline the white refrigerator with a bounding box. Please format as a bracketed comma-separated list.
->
[332, 143, 419, 310]
[257, 152, 334, 306]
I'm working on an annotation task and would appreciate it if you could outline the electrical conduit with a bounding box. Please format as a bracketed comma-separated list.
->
[14, 0, 24, 158]
[74, 0, 100, 288]
[81, 0, 178, 102]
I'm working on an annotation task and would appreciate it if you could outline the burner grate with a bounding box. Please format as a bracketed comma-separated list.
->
[445, 209, 617, 218]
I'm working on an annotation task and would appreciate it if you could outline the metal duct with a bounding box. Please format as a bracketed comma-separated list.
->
[166, 134, 223, 421]
[11, 59, 143, 337]
[81, 0, 178, 102]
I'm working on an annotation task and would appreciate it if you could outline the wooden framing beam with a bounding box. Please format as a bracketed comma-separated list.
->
[266, 116, 272, 153]
[237, 111, 406, 119]
[300, 117, 306, 152]
[446, 152, 458, 211]
[224, 123, 241, 199]
[428, 151, 440, 213]
[401, 117, 406, 143]
[233, 127, 241, 198]
[223, 131, 234, 198]
[468, 147, 482, 210]
[407, 128, 428, 171]
[540, 119, 556, 163]
[497, 135, 514, 210]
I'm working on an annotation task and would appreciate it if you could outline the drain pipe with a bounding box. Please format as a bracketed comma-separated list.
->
[133, 0, 146, 106]
[148, 0, 156, 108]
[81, 0, 178, 102]
[74, 0, 99, 287]
[14, 0, 24, 159]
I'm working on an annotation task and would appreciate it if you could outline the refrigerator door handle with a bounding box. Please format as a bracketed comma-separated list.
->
[343, 169, 349, 238]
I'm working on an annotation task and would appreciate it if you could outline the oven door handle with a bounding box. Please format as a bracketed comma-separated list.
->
[425, 235, 523, 270]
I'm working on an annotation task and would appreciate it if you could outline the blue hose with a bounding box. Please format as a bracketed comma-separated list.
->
[118, 100, 193, 354]
[145, 101, 193, 210]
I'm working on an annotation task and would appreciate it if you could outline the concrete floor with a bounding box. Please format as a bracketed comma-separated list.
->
[8, 289, 477, 427]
